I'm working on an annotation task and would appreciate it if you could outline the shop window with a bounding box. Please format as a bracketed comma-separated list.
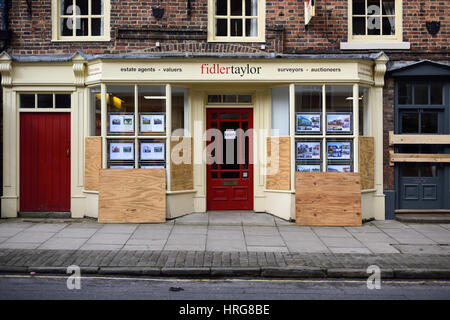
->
[89, 86, 101, 136]
[348, 0, 402, 42]
[19, 93, 71, 109]
[172, 87, 189, 136]
[359, 87, 370, 136]
[271, 86, 289, 136]
[53, 0, 110, 41]
[138, 85, 166, 136]
[208, 0, 265, 42]
[294, 85, 357, 173]
[400, 109, 441, 134]
[107, 85, 135, 136]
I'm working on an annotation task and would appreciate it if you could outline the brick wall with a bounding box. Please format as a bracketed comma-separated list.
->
[3, 0, 448, 58]
[383, 77, 395, 191]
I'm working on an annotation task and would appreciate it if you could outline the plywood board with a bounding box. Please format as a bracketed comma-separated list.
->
[359, 137, 375, 190]
[389, 131, 450, 145]
[390, 152, 450, 163]
[296, 172, 362, 226]
[99, 169, 166, 223]
[170, 137, 194, 191]
[266, 137, 291, 190]
[84, 137, 102, 191]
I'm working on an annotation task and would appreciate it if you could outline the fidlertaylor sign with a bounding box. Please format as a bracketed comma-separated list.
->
[88, 60, 373, 82]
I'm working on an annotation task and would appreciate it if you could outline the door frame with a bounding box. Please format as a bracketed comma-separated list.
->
[205, 106, 254, 210]
[393, 79, 450, 210]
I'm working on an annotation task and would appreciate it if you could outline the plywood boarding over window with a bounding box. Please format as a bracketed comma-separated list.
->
[170, 137, 194, 191]
[296, 172, 362, 226]
[266, 137, 290, 190]
[84, 137, 102, 191]
[98, 169, 166, 223]
[359, 136, 375, 190]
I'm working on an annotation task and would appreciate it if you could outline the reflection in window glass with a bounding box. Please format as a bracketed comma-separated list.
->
[55, 94, 71, 108]
[401, 112, 419, 133]
[231, 19, 243, 36]
[172, 87, 189, 136]
[223, 95, 237, 103]
[216, 19, 227, 36]
[138, 85, 165, 114]
[359, 87, 369, 136]
[271, 86, 289, 136]
[402, 165, 420, 177]
[326, 86, 353, 113]
[238, 95, 252, 103]
[230, 0, 242, 16]
[90, 87, 102, 136]
[422, 165, 438, 177]
[208, 95, 221, 103]
[107, 86, 135, 113]
[353, 17, 365, 35]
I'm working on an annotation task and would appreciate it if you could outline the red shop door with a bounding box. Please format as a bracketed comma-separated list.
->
[206, 108, 253, 210]
[20, 113, 71, 212]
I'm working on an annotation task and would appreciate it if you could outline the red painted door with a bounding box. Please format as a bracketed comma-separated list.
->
[20, 113, 71, 212]
[206, 108, 253, 210]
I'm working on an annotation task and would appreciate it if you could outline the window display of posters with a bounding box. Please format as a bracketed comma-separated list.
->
[140, 114, 165, 133]
[327, 165, 352, 173]
[109, 165, 134, 169]
[140, 142, 165, 161]
[327, 141, 352, 160]
[296, 141, 321, 160]
[297, 164, 321, 172]
[327, 113, 352, 133]
[109, 114, 134, 133]
[296, 113, 321, 134]
[109, 142, 135, 161]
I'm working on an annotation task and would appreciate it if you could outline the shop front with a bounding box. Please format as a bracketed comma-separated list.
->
[0, 51, 388, 225]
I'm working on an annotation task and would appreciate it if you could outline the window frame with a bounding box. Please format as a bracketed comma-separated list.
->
[207, 0, 266, 43]
[52, 0, 111, 42]
[348, 0, 403, 42]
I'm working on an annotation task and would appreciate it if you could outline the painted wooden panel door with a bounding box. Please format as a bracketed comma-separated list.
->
[206, 108, 253, 210]
[20, 113, 71, 212]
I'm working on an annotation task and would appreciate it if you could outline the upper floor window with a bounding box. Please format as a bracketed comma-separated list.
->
[52, 0, 110, 41]
[208, 0, 265, 42]
[349, 0, 402, 41]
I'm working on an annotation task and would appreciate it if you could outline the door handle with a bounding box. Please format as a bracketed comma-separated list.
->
[66, 148, 70, 157]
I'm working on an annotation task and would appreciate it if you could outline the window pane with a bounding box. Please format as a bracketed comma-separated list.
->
[430, 84, 443, 105]
[382, 17, 395, 35]
[216, 19, 227, 36]
[138, 85, 166, 113]
[230, 19, 243, 36]
[422, 165, 438, 178]
[295, 85, 322, 113]
[421, 113, 438, 133]
[215, 0, 227, 15]
[398, 82, 413, 104]
[76, 0, 89, 15]
[352, 17, 365, 35]
[60, 18, 73, 36]
[20, 94, 35, 108]
[382, 0, 395, 15]
[367, 17, 380, 35]
[91, 0, 104, 15]
[60, 0, 72, 15]
[223, 95, 237, 103]
[352, 0, 365, 15]
[107, 85, 135, 113]
[231, 0, 242, 16]
[238, 95, 252, 103]
[402, 165, 420, 177]
[76, 18, 89, 36]
[90, 87, 101, 136]
[326, 86, 353, 113]
[271, 87, 290, 136]
[401, 112, 419, 133]
[414, 84, 429, 105]
[55, 94, 71, 108]
[245, 19, 258, 37]
[91, 18, 104, 36]
[246, 0, 257, 16]
[367, 0, 381, 15]
[359, 87, 369, 136]
[208, 95, 221, 103]
[37, 94, 53, 108]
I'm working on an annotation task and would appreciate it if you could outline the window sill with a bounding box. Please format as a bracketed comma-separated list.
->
[340, 42, 410, 50]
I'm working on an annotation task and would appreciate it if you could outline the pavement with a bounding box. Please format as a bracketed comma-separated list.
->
[0, 211, 449, 279]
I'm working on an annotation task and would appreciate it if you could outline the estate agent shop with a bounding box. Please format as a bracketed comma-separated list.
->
[0, 51, 388, 226]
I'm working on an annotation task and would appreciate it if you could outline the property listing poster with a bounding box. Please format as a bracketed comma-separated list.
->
[140, 114, 165, 132]
[109, 142, 135, 161]
[140, 142, 165, 161]
[109, 114, 134, 133]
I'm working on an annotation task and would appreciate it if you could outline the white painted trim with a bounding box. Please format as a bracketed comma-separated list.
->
[340, 42, 410, 50]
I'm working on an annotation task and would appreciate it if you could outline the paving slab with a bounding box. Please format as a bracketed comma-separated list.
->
[86, 233, 132, 245]
[312, 227, 353, 238]
[0, 228, 27, 238]
[37, 238, 87, 250]
[392, 244, 450, 255]
[245, 235, 286, 247]
[26, 223, 68, 233]
[243, 226, 280, 236]
[246, 246, 289, 252]
[6, 232, 56, 243]
[173, 213, 208, 225]
[130, 229, 171, 240]
[97, 224, 138, 234]
[319, 237, 365, 248]
[171, 225, 208, 235]
[329, 247, 372, 254]
[363, 242, 400, 254]
[206, 239, 246, 251]
[0, 242, 41, 249]
[241, 213, 276, 226]
[52, 228, 98, 239]
[79, 244, 124, 251]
